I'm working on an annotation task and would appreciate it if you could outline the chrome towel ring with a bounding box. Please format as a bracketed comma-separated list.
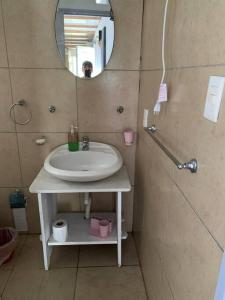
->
[10, 99, 32, 125]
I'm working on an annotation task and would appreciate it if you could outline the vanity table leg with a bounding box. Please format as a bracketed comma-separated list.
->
[116, 192, 122, 267]
[38, 193, 57, 270]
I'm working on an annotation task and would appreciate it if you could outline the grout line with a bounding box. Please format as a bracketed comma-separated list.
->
[3, 131, 130, 134]
[139, 0, 145, 71]
[0, 186, 26, 189]
[141, 62, 225, 72]
[0, 66, 142, 72]
[77, 264, 139, 269]
[1, 65, 225, 72]
[154, 244, 176, 300]
[73, 246, 80, 300]
[131, 232, 150, 300]
[1, 64, 225, 73]
[134, 0, 146, 244]
[7, 66, 66, 71]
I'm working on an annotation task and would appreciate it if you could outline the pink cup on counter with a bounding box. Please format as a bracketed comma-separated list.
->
[124, 129, 135, 146]
[99, 219, 109, 238]
[91, 217, 100, 231]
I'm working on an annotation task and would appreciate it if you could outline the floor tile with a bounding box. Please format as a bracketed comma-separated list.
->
[78, 234, 139, 267]
[2, 268, 76, 300]
[14, 235, 79, 270]
[75, 266, 147, 300]
[38, 269, 76, 300]
[14, 235, 43, 269]
[0, 270, 11, 297]
[2, 269, 42, 300]
[1, 235, 26, 271]
[51, 246, 79, 269]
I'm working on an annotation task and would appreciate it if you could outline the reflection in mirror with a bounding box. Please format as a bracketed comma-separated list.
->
[55, 0, 114, 79]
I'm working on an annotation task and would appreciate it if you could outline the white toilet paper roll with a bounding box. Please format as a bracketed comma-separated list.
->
[52, 219, 68, 242]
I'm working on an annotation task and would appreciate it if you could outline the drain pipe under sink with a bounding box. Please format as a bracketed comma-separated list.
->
[84, 192, 92, 219]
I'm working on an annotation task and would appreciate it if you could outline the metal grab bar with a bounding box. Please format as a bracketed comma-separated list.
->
[144, 126, 198, 173]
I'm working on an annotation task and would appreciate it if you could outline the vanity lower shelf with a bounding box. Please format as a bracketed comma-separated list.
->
[48, 212, 128, 246]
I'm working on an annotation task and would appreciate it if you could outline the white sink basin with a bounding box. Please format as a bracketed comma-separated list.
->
[44, 142, 123, 182]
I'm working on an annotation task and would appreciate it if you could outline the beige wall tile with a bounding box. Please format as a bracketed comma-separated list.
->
[10, 69, 77, 132]
[106, 0, 143, 70]
[91, 192, 115, 212]
[137, 70, 162, 130]
[141, 0, 225, 70]
[168, 0, 225, 68]
[0, 133, 22, 187]
[137, 236, 174, 300]
[134, 137, 222, 300]
[77, 71, 139, 132]
[139, 66, 225, 248]
[17, 132, 67, 186]
[0, 69, 15, 132]
[57, 193, 81, 212]
[141, 0, 165, 70]
[0, 188, 14, 227]
[165, 66, 225, 248]
[0, 4, 7, 67]
[2, 0, 63, 68]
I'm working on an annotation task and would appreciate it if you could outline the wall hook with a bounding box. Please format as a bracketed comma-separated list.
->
[117, 106, 124, 114]
[48, 105, 56, 113]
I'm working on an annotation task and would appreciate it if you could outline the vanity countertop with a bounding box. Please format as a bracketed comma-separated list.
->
[29, 166, 131, 194]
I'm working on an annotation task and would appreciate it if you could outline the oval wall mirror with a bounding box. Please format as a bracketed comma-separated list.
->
[55, 0, 114, 79]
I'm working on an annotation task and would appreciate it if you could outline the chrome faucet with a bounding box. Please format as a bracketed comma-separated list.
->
[82, 136, 89, 151]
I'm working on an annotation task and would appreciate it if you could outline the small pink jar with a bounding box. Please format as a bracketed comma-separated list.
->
[124, 129, 135, 146]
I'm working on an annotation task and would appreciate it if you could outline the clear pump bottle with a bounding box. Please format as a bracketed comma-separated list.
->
[68, 125, 79, 151]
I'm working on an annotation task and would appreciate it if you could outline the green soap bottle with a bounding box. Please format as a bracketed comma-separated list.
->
[68, 124, 79, 151]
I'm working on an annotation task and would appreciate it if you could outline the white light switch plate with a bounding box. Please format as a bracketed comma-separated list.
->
[204, 76, 225, 123]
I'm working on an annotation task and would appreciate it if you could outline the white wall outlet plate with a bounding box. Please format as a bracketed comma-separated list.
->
[204, 76, 225, 123]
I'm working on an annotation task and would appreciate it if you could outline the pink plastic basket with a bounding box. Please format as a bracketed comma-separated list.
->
[0, 228, 17, 266]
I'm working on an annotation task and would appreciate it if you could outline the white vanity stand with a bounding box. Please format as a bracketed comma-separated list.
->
[29, 166, 131, 270]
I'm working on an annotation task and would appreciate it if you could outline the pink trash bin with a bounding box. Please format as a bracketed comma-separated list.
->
[0, 228, 17, 266]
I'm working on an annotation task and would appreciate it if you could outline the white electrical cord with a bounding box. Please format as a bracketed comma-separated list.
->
[161, 0, 169, 84]
[154, 0, 169, 114]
